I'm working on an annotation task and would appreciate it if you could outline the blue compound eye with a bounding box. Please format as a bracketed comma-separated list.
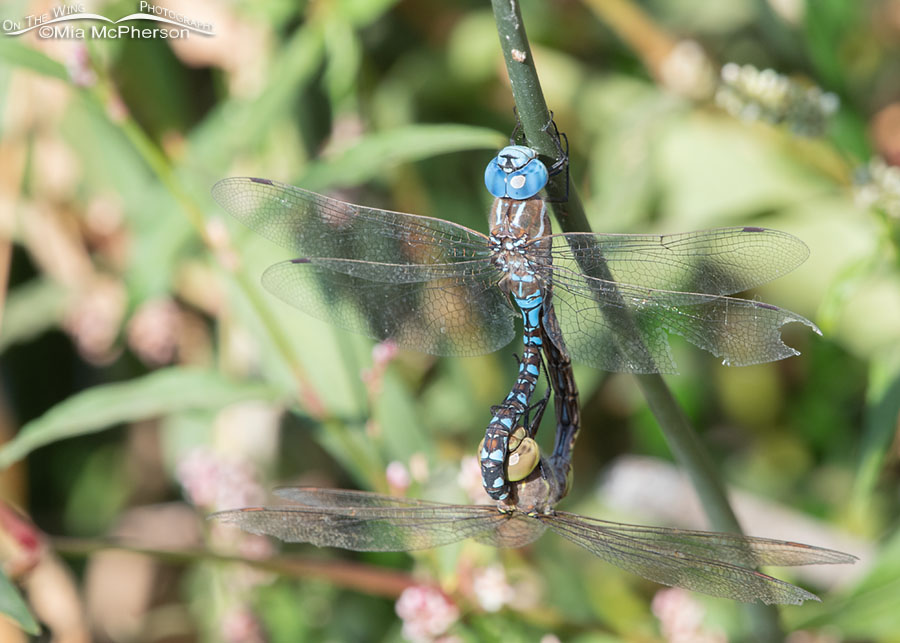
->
[484, 145, 549, 199]
[484, 159, 509, 198]
[505, 160, 549, 199]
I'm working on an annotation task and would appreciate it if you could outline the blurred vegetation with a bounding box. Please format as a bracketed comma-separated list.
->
[0, 0, 898, 641]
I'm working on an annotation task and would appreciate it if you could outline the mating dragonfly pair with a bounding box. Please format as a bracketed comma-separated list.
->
[211, 132, 854, 604]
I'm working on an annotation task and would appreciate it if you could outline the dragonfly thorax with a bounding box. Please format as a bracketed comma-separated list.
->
[489, 197, 552, 300]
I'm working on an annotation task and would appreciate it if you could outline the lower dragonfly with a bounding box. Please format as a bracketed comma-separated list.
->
[213, 413, 856, 606]
[212, 136, 819, 500]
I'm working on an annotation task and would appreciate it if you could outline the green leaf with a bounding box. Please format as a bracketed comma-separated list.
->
[0, 38, 67, 80]
[0, 569, 39, 635]
[0, 368, 282, 469]
[188, 23, 326, 166]
[853, 352, 900, 505]
[656, 114, 831, 227]
[297, 124, 506, 192]
[0, 279, 67, 352]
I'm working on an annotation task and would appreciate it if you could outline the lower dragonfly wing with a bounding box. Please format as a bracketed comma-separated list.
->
[261, 258, 515, 356]
[548, 262, 819, 373]
[272, 487, 455, 508]
[544, 512, 855, 605]
[562, 515, 857, 567]
[270, 488, 547, 549]
[474, 514, 547, 549]
[213, 502, 507, 552]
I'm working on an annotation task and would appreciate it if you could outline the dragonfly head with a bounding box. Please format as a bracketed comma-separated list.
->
[485, 145, 549, 200]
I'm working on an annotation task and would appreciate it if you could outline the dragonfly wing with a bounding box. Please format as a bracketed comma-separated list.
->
[261, 259, 515, 356]
[545, 512, 854, 604]
[272, 487, 451, 509]
[560, 514, 857, 567]
[212, 177, 491, 262]
[548, 261, 819, 373]
[212, 503, 506, 552]
[474, 514, 547, 548]
[547, 227, 809, 295]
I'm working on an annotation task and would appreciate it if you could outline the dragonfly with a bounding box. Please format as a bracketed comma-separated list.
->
[478, 145, 560, 499]
[212, 420, 856, 606]
[212, 144, 818, 497]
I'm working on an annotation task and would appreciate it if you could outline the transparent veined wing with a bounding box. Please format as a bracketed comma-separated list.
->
[212, 489, 856, 604]
[213, 178, 515, 355]
[260, 258, 515, 356]
[546, 227, 809, 295]
[543, 512, 856, 605]
[272, 487, 434, 508]
[547, 256, 819, 373]
[270, 488, 547, 549]
[213, 489, 520, 551]
[212, 177, 492, 263]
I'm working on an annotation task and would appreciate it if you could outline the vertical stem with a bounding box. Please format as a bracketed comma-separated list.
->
[490, 1, 783, 637]
[0, 237, 10, 338]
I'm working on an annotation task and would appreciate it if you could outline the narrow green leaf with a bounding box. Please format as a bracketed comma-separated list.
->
[0, 569, 39, 635]
[0, 279, 67, 352]
[853, 353, 900, 504]
[188, 23, 326, 166]
[0, 369, 282, 469]
[0, 38, 67, 80]
[297, 124, 506, 191]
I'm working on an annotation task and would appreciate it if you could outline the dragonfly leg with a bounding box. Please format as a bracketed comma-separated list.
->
[544, 118, 569, 202]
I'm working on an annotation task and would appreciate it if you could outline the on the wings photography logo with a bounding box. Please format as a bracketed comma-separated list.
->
[2, 2, 214, 40]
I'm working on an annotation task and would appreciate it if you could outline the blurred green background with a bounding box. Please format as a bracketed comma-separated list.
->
[0, 0, 899, 641]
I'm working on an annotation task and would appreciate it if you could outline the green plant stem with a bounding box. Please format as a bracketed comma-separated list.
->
[490, 1, 782, 637]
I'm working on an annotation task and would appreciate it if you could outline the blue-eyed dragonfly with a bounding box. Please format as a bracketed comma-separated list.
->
[212, 147, 818, 497]
[212, 428, 856, 605]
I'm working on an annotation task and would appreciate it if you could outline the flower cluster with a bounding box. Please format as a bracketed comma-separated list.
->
[715, 63, 839, 136]
[855, 157, 900, 219]
[652, 588, 726, 643]
[395, 585, 460, 643]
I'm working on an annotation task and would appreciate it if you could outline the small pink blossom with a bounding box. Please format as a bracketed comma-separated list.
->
[786, 630, 841, 643]
[409, 452, 429, 483]
[238, 534, 275, 561]
[176, 448, 263, 511]
[472, 564, 514, 612]
[126, 298, 180, 366]
[373, 339, 399, 367]
[361, 339, 399, 397]
[457, 456, 491, 504]
[65, 44, 96, 87]
[221, 605, 265, 643]
[206, 217, 240, 272]
[64, 275, 127, 363]
[386, 461, 411, 493]
[652, 588, 726, 643]
[395, 585, 459, 643]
